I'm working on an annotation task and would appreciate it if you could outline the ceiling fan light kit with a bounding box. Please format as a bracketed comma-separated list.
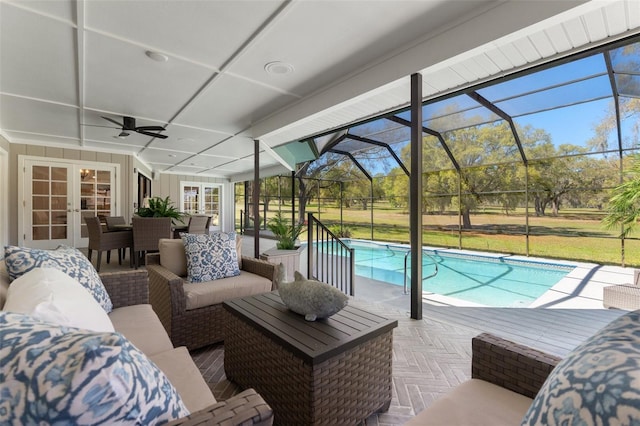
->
[145, 50, 169, 62]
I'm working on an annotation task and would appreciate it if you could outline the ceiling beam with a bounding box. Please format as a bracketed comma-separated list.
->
[75, 0, 85, 147]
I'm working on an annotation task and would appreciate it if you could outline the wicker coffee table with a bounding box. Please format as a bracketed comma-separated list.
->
[223, 291, 397, 425]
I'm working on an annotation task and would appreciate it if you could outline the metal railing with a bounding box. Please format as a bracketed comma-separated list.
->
[403, 250, 439, 295]
[307, 213, 355, 296]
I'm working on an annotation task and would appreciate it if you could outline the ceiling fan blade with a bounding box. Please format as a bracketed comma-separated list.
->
[101, 116, 123, 127]
[137, 130, 168, 139]
[81, 123, 120, 129]
[136, 126, 165, 131]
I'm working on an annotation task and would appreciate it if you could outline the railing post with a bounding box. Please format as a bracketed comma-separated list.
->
[307, 212, 314, 279]
[349, 247, 355, 296]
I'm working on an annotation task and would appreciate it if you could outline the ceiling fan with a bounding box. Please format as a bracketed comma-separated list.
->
[100, 116, 168, 139]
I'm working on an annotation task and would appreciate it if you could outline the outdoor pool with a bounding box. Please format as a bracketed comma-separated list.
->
[345, 240, 575, 307]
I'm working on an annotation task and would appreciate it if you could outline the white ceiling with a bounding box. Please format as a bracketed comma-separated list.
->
[1, 0, 639, 181]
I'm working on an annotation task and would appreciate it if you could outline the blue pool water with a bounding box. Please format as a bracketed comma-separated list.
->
[345, 240, 574, 307]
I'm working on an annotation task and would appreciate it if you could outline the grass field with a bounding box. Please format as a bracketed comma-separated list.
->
[238, 202, 640, 267]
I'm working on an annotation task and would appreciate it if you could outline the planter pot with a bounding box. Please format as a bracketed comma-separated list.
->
[260, 246, 305, 282]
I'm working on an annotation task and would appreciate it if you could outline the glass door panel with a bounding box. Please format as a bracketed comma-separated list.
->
[22, 159, 118, 249]
[25, 164, 72, 248]
[78, 168, 112, 243]
[181, 182, 222, 231]
[182, 185, 200, 214]
[203, 186, 220, 228]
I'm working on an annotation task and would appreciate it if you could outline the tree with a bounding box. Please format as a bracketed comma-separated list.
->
[603, 155, 640, 237]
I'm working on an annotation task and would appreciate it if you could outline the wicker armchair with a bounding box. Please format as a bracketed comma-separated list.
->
[470, 333, 561, 398]
[132, 216, 172, 269]
[146, 252, 276, 350]
[406, 332, 561, 425]
[85, 216, 133, 272]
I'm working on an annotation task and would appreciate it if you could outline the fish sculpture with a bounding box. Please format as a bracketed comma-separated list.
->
[275, 264, 349, 321]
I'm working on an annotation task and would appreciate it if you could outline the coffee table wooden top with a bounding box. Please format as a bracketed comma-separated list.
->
[223, 291, 397, 365]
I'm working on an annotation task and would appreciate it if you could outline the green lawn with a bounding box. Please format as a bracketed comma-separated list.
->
[239, 202, 640, 267]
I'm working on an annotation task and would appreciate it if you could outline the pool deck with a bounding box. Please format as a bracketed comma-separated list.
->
[353, 256, 632, 356]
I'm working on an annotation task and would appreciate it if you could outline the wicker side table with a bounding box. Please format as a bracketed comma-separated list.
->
[223, 291, 397, 425]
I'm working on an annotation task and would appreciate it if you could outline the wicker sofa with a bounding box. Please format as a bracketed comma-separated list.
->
[146, 237, 276, 350]
[0, 264, 273, 425]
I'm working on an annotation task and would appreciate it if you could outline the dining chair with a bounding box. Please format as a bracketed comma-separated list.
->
[186, 215, 211, 235]
[132, 216, 173, 269]
[105, 216, 127, 231]
[84, 216, 133, 272]
[105, 216, 129, 262]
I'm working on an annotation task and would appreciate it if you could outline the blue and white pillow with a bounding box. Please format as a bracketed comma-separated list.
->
[4, 245, 113, 313]
[522, 310, 640, 425]
[181, 232, 240, 283]
[0, 311, 190, 425]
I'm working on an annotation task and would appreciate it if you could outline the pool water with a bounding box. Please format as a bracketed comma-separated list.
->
[346, 240, 574, 307]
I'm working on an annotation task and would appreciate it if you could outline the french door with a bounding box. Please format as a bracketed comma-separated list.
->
[20, 157, 119, 249]
[180, 182, 222, 231]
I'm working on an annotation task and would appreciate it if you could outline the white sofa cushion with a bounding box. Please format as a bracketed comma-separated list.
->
[4, 245, 112, 313]
[3, 267, 114, 332]
[405, 379, 533, 426]
[108, 304, 174, 356]
[184, 271, 272, 310]
[0, 311, 189, 425]
[149, 346, 218, 413]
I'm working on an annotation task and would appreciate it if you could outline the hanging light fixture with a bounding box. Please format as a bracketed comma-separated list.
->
[80, 169, 90, 180]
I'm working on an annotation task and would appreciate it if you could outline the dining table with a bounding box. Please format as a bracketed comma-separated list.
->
[111, 223, 188, 236]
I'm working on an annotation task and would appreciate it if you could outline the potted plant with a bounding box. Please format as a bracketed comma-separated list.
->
[261, 211, 305, 280]
[267, 211, 304, 250]
[136, 196, 185, 221]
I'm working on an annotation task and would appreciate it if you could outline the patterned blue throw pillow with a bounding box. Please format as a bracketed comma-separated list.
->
[0, 311, 190, 425]
[181, 232, 240, 283]
[4, 245, 113, 313]
[522, 310, 640, 425]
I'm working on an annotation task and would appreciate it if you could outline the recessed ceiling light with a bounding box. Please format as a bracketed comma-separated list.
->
[264, 61, 294, 75]
[168, 154, 177, 158]
[146, 50, 169, 62]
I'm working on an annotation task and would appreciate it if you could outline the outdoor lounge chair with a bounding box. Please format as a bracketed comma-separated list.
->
[603, 269, 640, 310]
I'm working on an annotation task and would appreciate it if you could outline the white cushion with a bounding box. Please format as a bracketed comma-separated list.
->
[3, 268, 114, 333]
[0, 311, 190, 425]
[4, 245, 112, 312]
